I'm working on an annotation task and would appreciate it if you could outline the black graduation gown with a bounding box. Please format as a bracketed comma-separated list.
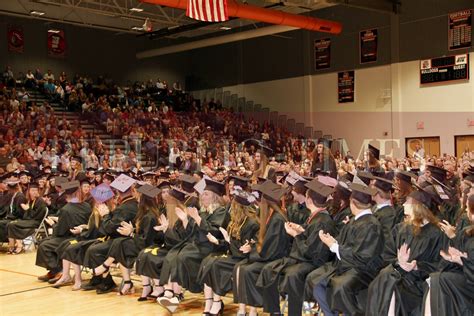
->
[47, 192, 68, 216]
[258, 211, 337, 316]
[232, 211, 292, 307]
[0, 192, 26, 241]
[373, 204, 398, 265]
[136, 219, 188, 279]
[197, 217, 259, 296]
[60, 221, 104, 265]
[35, 202, 92, 270]
[7, 198, 47, 239]
[331, 206, 352, 233]
[159, 206, 230, 293]
[366, 222, 448, 316]
[304, 213, 385, 315]
[426, 228, 474, 316]
[106, 213, 163, 268]
[83, 198, 138, 269]
[286, 202, 310, 225]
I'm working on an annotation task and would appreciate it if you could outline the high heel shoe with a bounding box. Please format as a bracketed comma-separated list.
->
[138, 284, 153, 301]
[12, 245, 24, 255]
[209, 300, 224, 316]
[202, 298, 213, 316]
[118, 280, 134, 295]
[92, 263, 110, 276]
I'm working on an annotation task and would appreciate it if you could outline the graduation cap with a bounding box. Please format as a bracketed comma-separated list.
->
[305, 179, 334, 207]
[259, 180, 286, 204]
[157, 181, 171, 189]
[408, 189, 434, 210]
[426, 165, 447, 182]
[28, 181, 40, 189]
[142, 171, 156, 179]
[137, 184, 161, 199]
[349, 183, 376, 204]
[71, 156, 83, 164]
[356, 171, 374, 186]
[204, 178, 226, 196]
[103, 173, 115, 182]
[259, 145, 274, 158]
[464, 174, 474, 183]
[232, 189, 257, 206]
[168, 187, 188, 203]
[342, 172, 355, 183]
[158, 171, 171, 179]
[335, 181, 352, 199]
[5, 179, 20, 188]
[110, 174, 136, 193]
[373, 176, 394, 193]
[55, 176, 69, 187]
[395, 170, 417, 184]
[62, 180, 81, 195]
[368, 144, 380, 160]
[229, 175, 251, 190]
[317, 175, 338, 188]
[86, 167, 96, 173]
[179, 174, 198, 193]
[90, 183, 115, 203]
[18, 170, 30, 177]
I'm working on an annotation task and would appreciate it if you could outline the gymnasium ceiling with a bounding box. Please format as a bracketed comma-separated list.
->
[0, 0, 399, 38]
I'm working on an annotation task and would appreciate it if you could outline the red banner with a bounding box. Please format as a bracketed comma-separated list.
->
[7, 26, 24, 53]
[47, 29, 66, 58]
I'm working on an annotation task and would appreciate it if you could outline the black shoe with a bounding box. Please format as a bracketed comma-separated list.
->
[138, 284, 152, 301]
[96, 274, 116, 294]
[209, 300, 224, 316]
[81, 275, 102, 291]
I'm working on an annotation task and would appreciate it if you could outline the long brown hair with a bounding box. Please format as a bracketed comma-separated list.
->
[165, 195, 185, 228]
[407, 200, 440, 236]
[135, 194, 162, 233]
[227, 200, 257, 240]
[88, 198, 115, 229]
[466, 194, 474, 237]
[257, 198, 287, 252]
[253, 151, 268, 180]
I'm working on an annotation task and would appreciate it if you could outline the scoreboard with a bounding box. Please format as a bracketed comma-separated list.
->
[420, 54, 469, 85]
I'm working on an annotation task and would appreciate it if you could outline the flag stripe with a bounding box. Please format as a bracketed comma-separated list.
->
[186, 0, 228, 22]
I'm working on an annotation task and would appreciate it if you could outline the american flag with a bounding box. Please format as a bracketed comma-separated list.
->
[186, 0, 229, 22]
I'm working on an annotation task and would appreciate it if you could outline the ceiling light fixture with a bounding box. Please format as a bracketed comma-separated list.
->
[48, 29, 61, 33]
[130, 7, 144, 12]
[220, 26, 231, 30]
[30, 10, 46, 16]
[131, 26, 144, 31]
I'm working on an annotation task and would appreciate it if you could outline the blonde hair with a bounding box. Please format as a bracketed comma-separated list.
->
[227, 200, 257, 240]
[407, 201, 439, 236]
[199, 191, 224, 214]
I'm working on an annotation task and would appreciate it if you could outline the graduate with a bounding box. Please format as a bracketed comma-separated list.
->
[82, 174, 139, 294]
[394, 170, 417, 224]
[157, 179, 229, 312]
[366, 188, 448, 316]
[233, 180, 292, 316]
[135, 187, 191, 301]
[6, 182, 48, 254]
[0, 178, 27, 245]
[198, 188, 259, 316]
[285, 177, 311, 225]
[54, 184, 115, 290]
[258, 179, 337, 316]
[372, 176, 398, 264]
[423, 194, 474, 316]
[329, 180, 352, 232]
[36, 180, 92, 284]
[306, 183, 384, 316]
[90, 184, 163, 295]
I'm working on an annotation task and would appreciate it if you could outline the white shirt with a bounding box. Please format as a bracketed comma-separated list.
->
[374, 203, 391, 213]
[330, 209, 373, 260]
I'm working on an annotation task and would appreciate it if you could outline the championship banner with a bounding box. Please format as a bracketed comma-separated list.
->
[338, 70, 355, 103]
[448, 9, 472, 50]
[314, 38, 331, 70]
[360, 28, 378, 64]
[7, 26, 24, 53]
[47, 29, 66, 58]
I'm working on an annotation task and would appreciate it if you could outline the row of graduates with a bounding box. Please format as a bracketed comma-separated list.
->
[27, 162, 474, 316]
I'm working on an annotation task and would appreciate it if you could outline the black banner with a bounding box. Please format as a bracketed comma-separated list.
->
[448, 9, 472, 50]
[360, 28, 378, 64]
[314, 38, 331, 70]
[338, 70, 355, 103]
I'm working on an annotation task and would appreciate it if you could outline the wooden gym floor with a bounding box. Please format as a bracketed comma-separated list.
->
[0, 248, 242, 316]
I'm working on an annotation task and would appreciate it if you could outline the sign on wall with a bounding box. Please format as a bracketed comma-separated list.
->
[338, 70, 355, 103]
[420, 54, 469, 85]
[314, 38, 331, 70]
[47, 29, 66, 58]
[7, 26, 24, 53]
[360, 28, 378, 64]
[448, 9, 472, 50]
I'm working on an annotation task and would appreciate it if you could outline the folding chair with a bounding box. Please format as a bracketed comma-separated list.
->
[25, 207, 49, 250]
